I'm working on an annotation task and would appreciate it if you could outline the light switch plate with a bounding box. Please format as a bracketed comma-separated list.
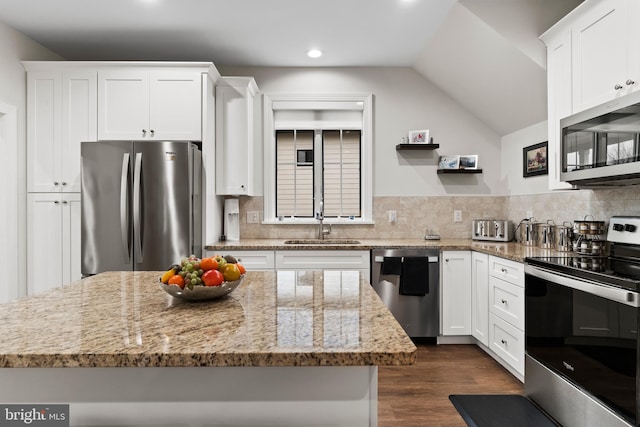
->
[454, 210, 462, 222]
[246, 211, 259, 224]
[388, 210, 397, 223]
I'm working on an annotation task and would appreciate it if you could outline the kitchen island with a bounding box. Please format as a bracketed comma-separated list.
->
[0, 270, 416, 426]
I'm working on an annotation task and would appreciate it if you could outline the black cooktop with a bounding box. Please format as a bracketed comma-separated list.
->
[526, 255, 640, 291]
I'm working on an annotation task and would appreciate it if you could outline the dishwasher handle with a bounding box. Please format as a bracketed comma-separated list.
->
[373, 255, 439, 263]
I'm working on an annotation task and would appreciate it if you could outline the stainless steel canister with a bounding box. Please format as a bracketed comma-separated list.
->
[536, 220, 555, 249]
[553, 221, 574, 252]
[518, 218, 538, 246]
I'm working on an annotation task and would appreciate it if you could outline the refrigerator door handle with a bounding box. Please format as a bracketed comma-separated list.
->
[133, 152, 143, 263]
[120, 153, 131, 263]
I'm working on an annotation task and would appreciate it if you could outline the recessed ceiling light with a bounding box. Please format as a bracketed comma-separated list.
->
[307, 49, 323, 59]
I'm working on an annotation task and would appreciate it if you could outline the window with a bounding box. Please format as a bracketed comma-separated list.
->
[263, 94, 373, 224]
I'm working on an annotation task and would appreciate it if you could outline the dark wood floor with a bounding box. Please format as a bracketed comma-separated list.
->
[378, 343, 524, 427]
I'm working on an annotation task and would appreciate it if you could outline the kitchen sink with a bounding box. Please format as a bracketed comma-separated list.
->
[284, 239, 361, 245]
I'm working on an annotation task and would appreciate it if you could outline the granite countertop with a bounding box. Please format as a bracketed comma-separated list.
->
[0, 270, 416, 368]
[206, 238, 568, 263]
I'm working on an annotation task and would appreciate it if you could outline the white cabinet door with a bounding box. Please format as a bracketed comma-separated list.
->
[150, 72, 202, 141]
[62, 71, 97, 192]
[27, 193, 81, 295]
[63, 193, 82, 284]
[571, 0, 637, 111]
[28, 70, 98, 193]
[27, 194, 64, 295]
[98, 70, 202, 141]
[216, 77, 258, 196]
[204, 250, 275, 271]
[441, 251, 472, 336]
[275, 250, 369, 277]
[98, 71, 150, 140]
[471, 252, 489, 346]
[545, 29, 574, 190]
[27, 71, 62, 193]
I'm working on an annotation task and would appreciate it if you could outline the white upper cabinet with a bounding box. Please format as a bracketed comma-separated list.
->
[541, 0, 640, 189]
[26, 69, 97, 193]
[216, 77, 259, 196]
[98, 70, 202, 141]
[571, 0, 639, 112]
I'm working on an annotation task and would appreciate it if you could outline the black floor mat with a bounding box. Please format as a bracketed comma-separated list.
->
[449, 394, 560, 427]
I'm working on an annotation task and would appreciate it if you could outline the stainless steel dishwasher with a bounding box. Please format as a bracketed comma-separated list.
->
[371, 248, 439, 339]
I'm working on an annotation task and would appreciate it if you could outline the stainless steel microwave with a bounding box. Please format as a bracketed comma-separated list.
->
[560, 90, 640, 187]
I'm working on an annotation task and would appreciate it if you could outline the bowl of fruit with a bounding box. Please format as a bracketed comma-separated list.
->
[159, 254, 246, 301]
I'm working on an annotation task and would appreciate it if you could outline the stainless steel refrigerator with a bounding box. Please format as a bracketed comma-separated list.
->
[81, 141, 202, 275]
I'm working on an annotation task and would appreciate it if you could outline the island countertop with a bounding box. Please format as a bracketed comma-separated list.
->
[0, 270, 416, 368]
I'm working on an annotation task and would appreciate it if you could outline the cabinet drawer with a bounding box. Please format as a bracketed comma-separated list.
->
[488, 256, 524, 286]
[276, 250, 369, 270]
[489, 276, 524, 330]
[489, 313, 524, 375]
[205, 250, 274, 271]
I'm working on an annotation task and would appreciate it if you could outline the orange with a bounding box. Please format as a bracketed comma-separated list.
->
[200, 257, 218, 271]
[236, 263, 246, 275]
[167, 275, 185, 289]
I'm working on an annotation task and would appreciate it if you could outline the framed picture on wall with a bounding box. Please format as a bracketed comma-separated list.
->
[523, 141, 548, 177]
[459, 155, 478, 169]
[408, 129, 430, 144]
[438, 155, 460, 169]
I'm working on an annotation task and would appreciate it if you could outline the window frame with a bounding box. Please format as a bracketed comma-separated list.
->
[263, 93, 373, 225]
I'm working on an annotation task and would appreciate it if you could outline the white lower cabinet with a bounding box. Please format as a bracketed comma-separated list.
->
[441, 251, 472, 336]
[275, 250, 370, 276]
[486, 255, 525, 379]
[489, 313, 525, 375]
[27, 193, 81, 295]
[205, 250, 275, 271]
[471, 252, 489, 346]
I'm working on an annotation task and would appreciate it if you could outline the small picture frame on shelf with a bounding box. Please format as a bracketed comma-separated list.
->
[438, 155, 460, 169]
[408, 129, 430, 144]
[523, 141, 548, 177]
[459, 155, 479, 169]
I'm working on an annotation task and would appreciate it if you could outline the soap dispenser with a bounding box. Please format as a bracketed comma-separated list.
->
[224, 198, 240, 241]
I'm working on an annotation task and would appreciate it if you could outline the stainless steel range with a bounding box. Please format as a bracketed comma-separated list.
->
[524, 216, 640, 427]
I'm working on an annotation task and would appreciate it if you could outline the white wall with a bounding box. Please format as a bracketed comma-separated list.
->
[501, 120, 557, 196]
[0, 21, 62, 301]
[220, 66, 504, 197]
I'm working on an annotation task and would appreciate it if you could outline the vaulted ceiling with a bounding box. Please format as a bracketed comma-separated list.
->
[0, 0, 583, 136]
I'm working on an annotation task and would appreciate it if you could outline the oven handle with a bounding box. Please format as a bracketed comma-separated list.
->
[525, 264, 640, 307]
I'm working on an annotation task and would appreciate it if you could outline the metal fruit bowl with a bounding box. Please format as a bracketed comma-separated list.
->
[159, 275, 245, 301]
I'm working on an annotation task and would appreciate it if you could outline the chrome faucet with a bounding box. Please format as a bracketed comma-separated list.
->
[315, 200, 331, 239]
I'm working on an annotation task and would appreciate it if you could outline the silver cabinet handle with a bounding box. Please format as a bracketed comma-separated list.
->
[501, 299, 507, 304]
[627, 79, 636, 86]
[501, 268, 507, 273]
[62, 182, 67, 186]
[142, 129, 147, 137]
[615, 84, 624, 90]
[150, 129, 155, 137]
[54, 181, 59, 186]
[501, 339, 507, 344]
[62, 200, 68, 205]
[445, 259, 449, 262]
[54, 200, 60, 204]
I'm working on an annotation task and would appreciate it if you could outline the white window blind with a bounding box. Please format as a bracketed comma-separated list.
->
[276, 130, 314, 217]
[323, 130, 361, 217]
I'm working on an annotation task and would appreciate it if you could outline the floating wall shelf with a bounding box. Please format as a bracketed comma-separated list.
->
[395, 144, 439, 150]
[437, 169, 483, 174]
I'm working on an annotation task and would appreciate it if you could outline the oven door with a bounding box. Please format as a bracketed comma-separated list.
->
[525, 265, 640, 425]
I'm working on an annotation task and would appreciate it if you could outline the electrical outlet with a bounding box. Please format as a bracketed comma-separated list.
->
[246, 211, 259, 224]
[454, 210, 462, 223]
[388, 210, 397, 223]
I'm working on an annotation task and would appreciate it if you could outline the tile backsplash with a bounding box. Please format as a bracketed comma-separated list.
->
[234, 188, 640, 240]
